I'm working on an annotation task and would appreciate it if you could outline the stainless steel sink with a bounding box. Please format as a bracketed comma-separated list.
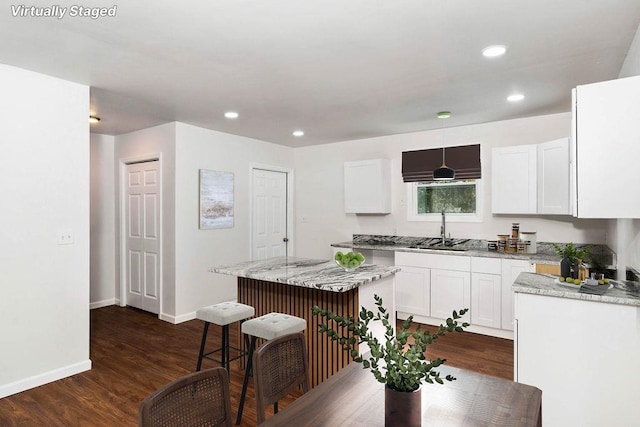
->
[407, 244, 467, 252]
[427, 245, 467, 252]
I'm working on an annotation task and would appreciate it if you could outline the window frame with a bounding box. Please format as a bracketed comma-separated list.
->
[406, 179, 483, 223]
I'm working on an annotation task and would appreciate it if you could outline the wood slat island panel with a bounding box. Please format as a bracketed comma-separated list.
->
[238, 278, 357, 387]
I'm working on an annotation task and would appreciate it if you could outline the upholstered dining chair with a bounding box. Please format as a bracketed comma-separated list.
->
[138, 367, 232, 427]
[252, 332, 310, 425]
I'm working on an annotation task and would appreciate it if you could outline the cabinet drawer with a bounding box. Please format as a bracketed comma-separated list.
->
[471, 257, 502, 274]
[395, 251, 470, 271]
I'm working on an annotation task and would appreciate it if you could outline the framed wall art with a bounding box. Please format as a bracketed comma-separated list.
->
[199, 169, 234, 229]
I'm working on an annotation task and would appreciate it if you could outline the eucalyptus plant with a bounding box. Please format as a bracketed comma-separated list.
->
[312, 294, 469, 392]
[552, 242, 592, 264]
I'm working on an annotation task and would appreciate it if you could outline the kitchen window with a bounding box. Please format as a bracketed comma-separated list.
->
[406, 180, 483, 222]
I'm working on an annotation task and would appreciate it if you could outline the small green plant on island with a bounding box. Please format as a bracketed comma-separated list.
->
[312, 295, 469, 392]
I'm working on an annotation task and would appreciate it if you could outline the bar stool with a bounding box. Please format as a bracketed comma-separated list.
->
[195, 301, 255, 372]
[235, 312, 306, 425]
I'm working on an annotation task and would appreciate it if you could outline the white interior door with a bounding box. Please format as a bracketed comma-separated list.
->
[125, 160, 161, 314]
[252, 169, 288, 260]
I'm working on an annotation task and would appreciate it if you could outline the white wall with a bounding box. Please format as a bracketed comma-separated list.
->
[114, 123, 177, 320]
[174, 123, 295, 319]
[0, 64, 90, 397]
[90, 133, 116, 308]
[619, 21, 640, 79]
[294, 112, 609, 259]
[106, 122, 295, 322]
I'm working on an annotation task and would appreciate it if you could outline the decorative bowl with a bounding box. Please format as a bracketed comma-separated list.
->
[334, 251, 365, 272]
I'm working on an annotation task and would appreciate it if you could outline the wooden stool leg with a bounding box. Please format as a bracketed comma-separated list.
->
[196, 322, 210, 371]
[236, 336, 257, 425]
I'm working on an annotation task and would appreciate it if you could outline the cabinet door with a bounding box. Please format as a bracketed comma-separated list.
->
[491, 145, 537, 214]
[574, 75, 640, 218]
[471, 273, 502, 329]
[538, 138, 570, 214]
[395, 266, 430, 316]
[430, 269, 470, 322]
[344, 159, 391, 214]
[501, 259, 533, 330]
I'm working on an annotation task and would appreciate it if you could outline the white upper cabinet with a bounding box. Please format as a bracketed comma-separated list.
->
[492, 139, 571, 215]
[572, 75, 640, 218]
[344, 159, 391, 214]
[537, 138, 570, 215]
[491, 145, 537, 214]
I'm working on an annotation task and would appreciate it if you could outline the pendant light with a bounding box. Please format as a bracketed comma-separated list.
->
[433, 111, 455, 181]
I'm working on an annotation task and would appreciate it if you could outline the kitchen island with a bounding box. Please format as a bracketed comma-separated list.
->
[513, 272, 640, 426]
[210, 256, 399, 387]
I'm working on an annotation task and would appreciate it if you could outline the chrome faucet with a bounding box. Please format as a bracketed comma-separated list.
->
[440, 210, 447, 246]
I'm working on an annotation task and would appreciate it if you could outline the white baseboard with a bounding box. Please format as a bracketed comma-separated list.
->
[0, 359, 92, 399]
[396, 311, 514, 340]
[90, 298, 119, 309]
[160, 311, 197, 324]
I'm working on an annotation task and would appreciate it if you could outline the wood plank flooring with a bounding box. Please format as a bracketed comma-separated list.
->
[0, 306, 513, 426]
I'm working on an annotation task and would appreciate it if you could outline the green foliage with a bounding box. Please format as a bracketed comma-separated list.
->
[312, 295, 469, 392]
[552, 242, 592, 264]
[417, 182, 476, 214]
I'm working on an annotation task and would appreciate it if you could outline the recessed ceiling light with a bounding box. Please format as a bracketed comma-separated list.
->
[507, 93, 525, 102]
[482, 45, 507, 58]
[89, 115, 100, 123]
[224, 111, 239, 119]
[292, 130, 304, 137]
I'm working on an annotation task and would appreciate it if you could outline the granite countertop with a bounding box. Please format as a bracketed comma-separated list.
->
[210, 256, 400, 293]
[513, 272, 640, 307]
[332, 234, 616, 267]
[332, 239, 561, 264]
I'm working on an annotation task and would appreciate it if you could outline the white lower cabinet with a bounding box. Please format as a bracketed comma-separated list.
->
[470, 272, 502, 329]
[395, 266, 430, 317]
[515, 292, 640, 426]
[470, 257, 502, 329]
[430, 269, 471, 322]
[501, 259, 534, 331]
[394, 252, 528, 338]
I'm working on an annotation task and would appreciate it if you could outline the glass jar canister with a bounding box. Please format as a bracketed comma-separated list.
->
[511, 223, 520, 239]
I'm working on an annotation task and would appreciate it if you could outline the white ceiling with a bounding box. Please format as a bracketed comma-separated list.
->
[1, 1, 639, 147]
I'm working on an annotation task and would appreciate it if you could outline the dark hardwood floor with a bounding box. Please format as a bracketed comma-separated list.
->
[0, 306, 513, 426]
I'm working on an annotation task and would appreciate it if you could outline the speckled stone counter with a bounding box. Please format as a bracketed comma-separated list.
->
[210, 256, 399, 292]
[513, 272, 640, 307]
[332, 234, 615, 267]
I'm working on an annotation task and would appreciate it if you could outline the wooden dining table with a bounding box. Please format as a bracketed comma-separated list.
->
[261, 361, 542, 426]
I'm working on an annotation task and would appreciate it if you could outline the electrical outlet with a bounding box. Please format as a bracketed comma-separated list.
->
[57, 230, 74, 245]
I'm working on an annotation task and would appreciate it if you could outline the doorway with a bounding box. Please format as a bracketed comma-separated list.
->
[121, 159, 161, 314]
[251, 166, 293, 260]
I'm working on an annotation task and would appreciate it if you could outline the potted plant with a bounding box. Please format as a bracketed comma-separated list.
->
[552, 242, 591, 278]
[312, 294, 469, 427]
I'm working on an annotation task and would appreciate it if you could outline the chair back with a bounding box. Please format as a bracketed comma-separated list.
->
[139, 367, 232, 427]
[253, 332, 310, 424]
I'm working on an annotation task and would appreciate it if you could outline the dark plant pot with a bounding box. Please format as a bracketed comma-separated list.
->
[385, 385, 422, 427]
[560, 256, 571, 278]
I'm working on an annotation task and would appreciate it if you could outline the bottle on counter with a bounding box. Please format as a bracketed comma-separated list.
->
[511, 223, 520, 239]
[497, 235, 508, 253]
